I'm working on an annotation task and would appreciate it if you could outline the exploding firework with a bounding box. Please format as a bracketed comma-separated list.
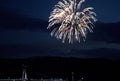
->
[47, 0, 97, 43]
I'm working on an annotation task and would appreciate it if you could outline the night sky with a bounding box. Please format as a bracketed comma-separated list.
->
[0, 0, 120, 22]
[0, 0, 120, 59]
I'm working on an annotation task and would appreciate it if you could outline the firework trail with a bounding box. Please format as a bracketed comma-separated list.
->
[47, 0, 97, 43]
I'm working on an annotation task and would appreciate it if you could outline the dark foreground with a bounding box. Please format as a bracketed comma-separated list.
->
[0, 57, 119, 81]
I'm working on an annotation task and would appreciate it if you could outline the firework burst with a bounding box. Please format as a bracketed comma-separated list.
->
[47, 0, 97, 43]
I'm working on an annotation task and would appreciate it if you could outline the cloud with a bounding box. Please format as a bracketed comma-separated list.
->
[0, 32, 120, 59]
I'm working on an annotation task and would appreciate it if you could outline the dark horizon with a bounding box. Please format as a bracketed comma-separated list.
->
[0, 57, 118, 81]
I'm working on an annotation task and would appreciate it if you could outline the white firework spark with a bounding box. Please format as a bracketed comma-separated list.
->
[47, 0, 97, 43]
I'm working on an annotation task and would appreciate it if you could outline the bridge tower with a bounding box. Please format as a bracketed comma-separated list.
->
[22, 64, 28, 81]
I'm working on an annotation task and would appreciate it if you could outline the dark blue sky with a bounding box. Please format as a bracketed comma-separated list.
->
[0, 0, 120, 59]
[0, 0, 120, 22]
